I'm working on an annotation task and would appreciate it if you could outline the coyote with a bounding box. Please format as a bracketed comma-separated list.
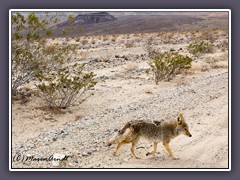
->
[108, 113, 192, 160]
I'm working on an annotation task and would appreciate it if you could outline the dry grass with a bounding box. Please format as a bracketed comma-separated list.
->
[79, 51, 89, 60]
[210, 61, 228, 69]
[187, 52, 228, 74]
[81, 39, 88, 46]
[124, 62, 139, 72]
[190, 61, 211, 73]
[125, 42, 134, 48]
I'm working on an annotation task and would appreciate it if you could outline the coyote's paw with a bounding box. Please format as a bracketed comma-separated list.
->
[146, 152, 155, 156]
[135, 156, 141, 159]
[173, 157, 180, 160]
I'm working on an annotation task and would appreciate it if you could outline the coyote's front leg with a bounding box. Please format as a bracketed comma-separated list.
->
[163, 138, 179, 160]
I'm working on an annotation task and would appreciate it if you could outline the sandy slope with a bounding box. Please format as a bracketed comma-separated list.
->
[12, 69, 228, 169]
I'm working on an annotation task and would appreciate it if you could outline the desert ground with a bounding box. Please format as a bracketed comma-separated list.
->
[12, 29, 229, 169]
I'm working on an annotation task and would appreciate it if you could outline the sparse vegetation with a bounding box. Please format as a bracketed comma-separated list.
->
[147, 52, 192, 84]
[187, 38, 214, 57]
[219, 39, 228, 52]
[125, 62, 139, 72]
[12, 12, 51, 95]
[12, 12, 97, 109]
[35, 63, 97, 109]
[162, 32, 174, 43]
[81, 39, 88, 46]
[125, 42, 134, 48]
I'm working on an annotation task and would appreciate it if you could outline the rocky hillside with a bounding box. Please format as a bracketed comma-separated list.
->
[57, 12, 116, 27]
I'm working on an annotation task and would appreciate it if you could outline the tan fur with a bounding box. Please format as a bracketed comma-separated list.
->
[108, 113, 192, 160]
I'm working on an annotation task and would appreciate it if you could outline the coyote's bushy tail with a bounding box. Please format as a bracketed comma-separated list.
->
[107, 121, 133, 147]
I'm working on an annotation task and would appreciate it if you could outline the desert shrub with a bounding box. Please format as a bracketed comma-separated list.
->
[187, 38, 213, 57]
[147, 36, 154, 46]
[35, 63, 97, 109]
[81, 39, 88, 46]
[11, 12, 97, 109]
[75, 37, 80, 42]
[220, 39, 228, 52]
[125, 42, 134, 48]
[203, 53, 228, 70]
[11, 12, 52, 95]
[201, 30, 216, 43]
[147, 52, 192, 84]
[125, 62, 138, 72]
[102, 36, 109, 41]
[162, 32, 174, 43]
[34, 42, 96, 109]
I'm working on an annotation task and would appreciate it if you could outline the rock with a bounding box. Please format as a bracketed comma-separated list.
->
[170, 48, 175, 51]
[52, 153, 65, 167]
[61, 133, 66, 139]
[52, 136, 57, 142]
[49, 131, 58, 135]
[138, 67, 150, 72]
[82, 149, 92, 156]
[82, 151, 89, 156]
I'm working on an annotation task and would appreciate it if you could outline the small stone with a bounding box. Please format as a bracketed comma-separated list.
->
[52, 153, 65, 167]
[82, 152, 89, 156]
[68, 162, 75, 167]
[61, 133, 66, 139]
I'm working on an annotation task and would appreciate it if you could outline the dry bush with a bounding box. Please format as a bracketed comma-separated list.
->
[204, 52, 228, 64]
[162, 32, 174, 43]
[75, 37, 81, 42]
[125, 62, 139, 72]
[147, 36, 154, 46]
[218, 30, 228, 37]
[202, 30, 218, 42]
[188, 38, 214, 57]
[125, 42, 134, 48]
[210, 61, 228, 69]
[36, 63, 97, 109]
[102, 36, 109, 41]
[220, 40, 228, 52]
[219, 52, 228, 61]
[204, 56, 219, 64]
[81, 39, 88, 46]
[187, 61, 210, 73]
[148, 52, 192, 84]
[79, 51, 89, 60]
[186, 52, 228, 74]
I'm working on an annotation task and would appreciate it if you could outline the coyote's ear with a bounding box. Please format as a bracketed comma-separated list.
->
[177, 117, 182, 124]
[178, 113, 185, 122]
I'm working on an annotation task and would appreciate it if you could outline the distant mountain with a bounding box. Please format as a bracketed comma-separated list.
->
[58, 12, 116, 28]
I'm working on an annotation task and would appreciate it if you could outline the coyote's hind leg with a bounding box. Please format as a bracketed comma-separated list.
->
[146, 141, 158, 156]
